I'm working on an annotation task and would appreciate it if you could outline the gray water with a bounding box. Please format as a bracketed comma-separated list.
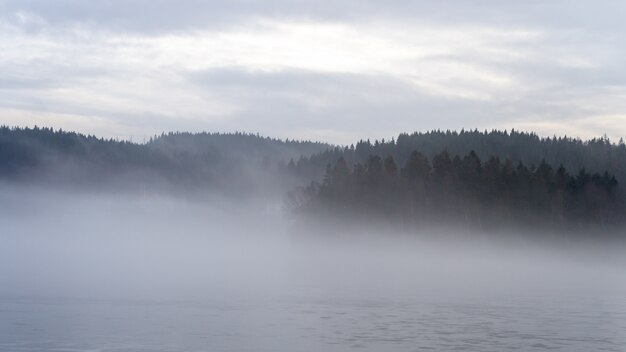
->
[2, 290, 626, 352]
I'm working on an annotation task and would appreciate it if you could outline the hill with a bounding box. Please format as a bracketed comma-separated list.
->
[290, 129, 626, 184]
[0, 126, 330, 195]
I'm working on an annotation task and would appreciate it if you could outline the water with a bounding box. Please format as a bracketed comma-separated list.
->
[2, 290, 625, 352]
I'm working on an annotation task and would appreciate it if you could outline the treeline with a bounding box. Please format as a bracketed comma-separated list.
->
[0, 126, 329, 194]
[294, 151, 624, 232]
[288, 129, 626, 185]
[3, 124, 626, 231]
[0, 125, 156, 178]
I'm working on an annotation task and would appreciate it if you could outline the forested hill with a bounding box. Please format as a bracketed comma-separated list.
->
[0, 126, 329, 194]
[289, 129, 626, 184]
[148, 131, 330, 172]
[292, 151, 624, 233]
[2, 125, 626, 207]
[284, 129, 626, 233]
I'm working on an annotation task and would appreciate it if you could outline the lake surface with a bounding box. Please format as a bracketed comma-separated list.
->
[2, 290, 625, 352]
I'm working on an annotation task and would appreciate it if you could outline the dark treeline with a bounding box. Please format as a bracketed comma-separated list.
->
[0, 126, 329, 194]
[2, 125, 626, 232]
[294, 151, 625, 233]
[288, 129, 626, 185]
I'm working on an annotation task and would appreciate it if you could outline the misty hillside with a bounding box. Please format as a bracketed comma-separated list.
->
[293, 151, 624, 234]
[0, 126, 329, 194]
[149, 131, 329, 163]
[292, 130, 626, 184]
[288, 130, 626, 234]
[1, 125, 626, 232]
[2, 126, 626, 198]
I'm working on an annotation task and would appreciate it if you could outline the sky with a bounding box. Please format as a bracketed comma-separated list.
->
[1, 0, 626, 144]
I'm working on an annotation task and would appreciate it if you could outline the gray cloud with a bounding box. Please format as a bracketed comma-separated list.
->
[187, 68, 528, 142]
[1, 0, 625, 143]
[0, 0, 342, 33]
[2, 1, 625, 34]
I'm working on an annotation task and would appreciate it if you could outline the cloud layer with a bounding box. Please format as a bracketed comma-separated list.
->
[1, 0, 625, 143]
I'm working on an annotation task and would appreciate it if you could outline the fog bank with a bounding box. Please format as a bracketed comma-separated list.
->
[1, 185, 625, 303]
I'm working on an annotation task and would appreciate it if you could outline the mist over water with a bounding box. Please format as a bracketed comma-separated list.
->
[1, 185, 625, 351]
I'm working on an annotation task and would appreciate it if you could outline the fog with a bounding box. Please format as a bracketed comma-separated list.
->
[2, 185, 626, 351]
[2, 184, 625, 302]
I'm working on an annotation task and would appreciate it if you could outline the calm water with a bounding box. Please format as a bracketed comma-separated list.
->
[2, 291, 625, 352]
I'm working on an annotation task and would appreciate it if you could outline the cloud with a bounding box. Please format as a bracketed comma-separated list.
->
[186, 67, 515, 143]
[2, 1, 625, 34]
[0, 1, 625, 143]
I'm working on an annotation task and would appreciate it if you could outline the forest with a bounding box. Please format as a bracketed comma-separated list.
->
[287, 129, 626, 185]
[0, 126, 328, 194]
[292, 151, 624, 233]
[1, 125, 625, 232]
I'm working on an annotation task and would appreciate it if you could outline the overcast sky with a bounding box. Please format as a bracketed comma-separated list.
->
[1, 0, 625, 144]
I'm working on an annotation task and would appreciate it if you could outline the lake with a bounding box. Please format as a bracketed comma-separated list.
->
[2, 288, 625, 352]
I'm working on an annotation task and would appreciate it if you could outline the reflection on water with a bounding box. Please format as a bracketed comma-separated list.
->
[2, 291, 625, 352]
